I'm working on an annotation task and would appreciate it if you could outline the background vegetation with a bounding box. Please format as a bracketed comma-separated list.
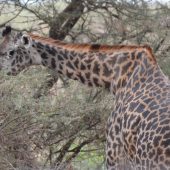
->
[0, 0, 170, 169]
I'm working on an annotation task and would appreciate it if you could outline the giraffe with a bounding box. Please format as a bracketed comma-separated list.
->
[0, 26, 170, 170]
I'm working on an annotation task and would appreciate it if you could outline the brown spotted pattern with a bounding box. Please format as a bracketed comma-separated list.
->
[0, 27, 170, 170]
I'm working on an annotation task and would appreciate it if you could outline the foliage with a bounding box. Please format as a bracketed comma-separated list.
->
[0, 67, 112, 169]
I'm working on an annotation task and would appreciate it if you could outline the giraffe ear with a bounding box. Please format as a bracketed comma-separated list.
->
[2, 26, 12, 37]
[21, 35, 32, 48]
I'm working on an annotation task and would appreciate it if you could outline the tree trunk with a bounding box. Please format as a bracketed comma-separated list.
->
[49, 0, 84, 40]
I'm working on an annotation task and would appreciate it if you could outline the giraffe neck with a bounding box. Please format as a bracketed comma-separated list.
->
[31, 39, 112, 89]
[29, 35, 158, 93]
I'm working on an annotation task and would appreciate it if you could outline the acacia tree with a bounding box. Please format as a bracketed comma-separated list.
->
[0, 0, 170, 169]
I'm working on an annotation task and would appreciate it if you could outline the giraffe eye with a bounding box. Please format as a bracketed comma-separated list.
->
[7, 50, 15, 59]
[9, 50, 14, 56]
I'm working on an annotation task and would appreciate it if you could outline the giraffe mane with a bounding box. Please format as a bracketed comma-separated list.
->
[28, 33, 156, 63]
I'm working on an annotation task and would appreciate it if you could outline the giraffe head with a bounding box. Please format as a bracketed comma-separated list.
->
[0, 26, 14, 54]
[0, 26, 14, 70]
[0, 26, 41, 75]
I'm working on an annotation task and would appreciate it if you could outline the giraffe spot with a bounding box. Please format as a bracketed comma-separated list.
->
[106, 158, 113, 166]
[19, 56, 23, 63]
[141, 77, 146, 83]
[59, 64, 63, 70]
[135, 103, 145, 113]
[141, 144, 146, 150]
[107, 150, 113, 159]
[136, 51, 144, 59]
[107, 56, 117, 67]
[154, 78, 162, 84]
[142, 151, 147, 157]
[87, 64, 91, 69]
[142, 110, 150, 118]
[103, 63, 112, 77]
[159, 164, 167, 170]
[69, 55, 73, 60]
[84, 56, 94, 64]
[93, 61, 100, 75]
[85, 72, 90, 79]
[93, 77, 99, 86]
[157, 147, 163, 155]
[132, 82, 140, 93]
[154, 71, 160, 77]
[73, 77, 78, 80]
[122, 79, 126, 87]
[146, 119, 158, 131]
[45, 45, 56, 56]
[88, 82, 93, 86]
[135, 156, 141, 164]
[109, 129, 115, 141]
[149, 150, 155, 159]
[98, 53, 106, 61]
[114, 125, 119, 135]
[66, 61, 75, 70]
[130, 144, 136, 153]
[42, 60, 47, 66]
[36, 42, 44, 49]
[159, 108, 168, 114]
[138, 148, 142, 157]
[123, 52, 129, 57]
[133, 73, 139, 84]
[66, 70, 73, 78]
[103, 80, 110, 89]
[25, 55, 29, 60]
[151, 104, 159, 110]
[161, 126, 170, 134]
[148, 67, 154, 75]
[58, 55, 64, 61]
[78, 73, 85, 83]
[80, 63, 86, 70]
[29, 59, 33, 64]
[11, 68, 16, 72]
[131, 51, 136, 60]
[41, 52, 48, 59]
[70, 51, 76, 57]
[58, 70, 62, 74]
[117, 54, 128, 64]
[165, 148, 170, 157]
[153, 136, 161, 147]
[122, 62, 132, 75]
[11, 60, 16, 66]
[74, 59, 79, 68]
[143, 98, 152, 104]
[114, 66, 120, 78]
[80, 52, 87, 59]
[16, 57, 18, 63]
[64, 50, 69, 59]
[51, 58, 56, 69]
[127, 114, 136, 128]
[149, 100, 157, 107]
[59, 50, 66, 57]
[131, 116, 140, 129]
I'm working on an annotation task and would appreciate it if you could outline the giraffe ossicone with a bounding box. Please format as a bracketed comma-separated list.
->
[0, 26, 170, 170]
